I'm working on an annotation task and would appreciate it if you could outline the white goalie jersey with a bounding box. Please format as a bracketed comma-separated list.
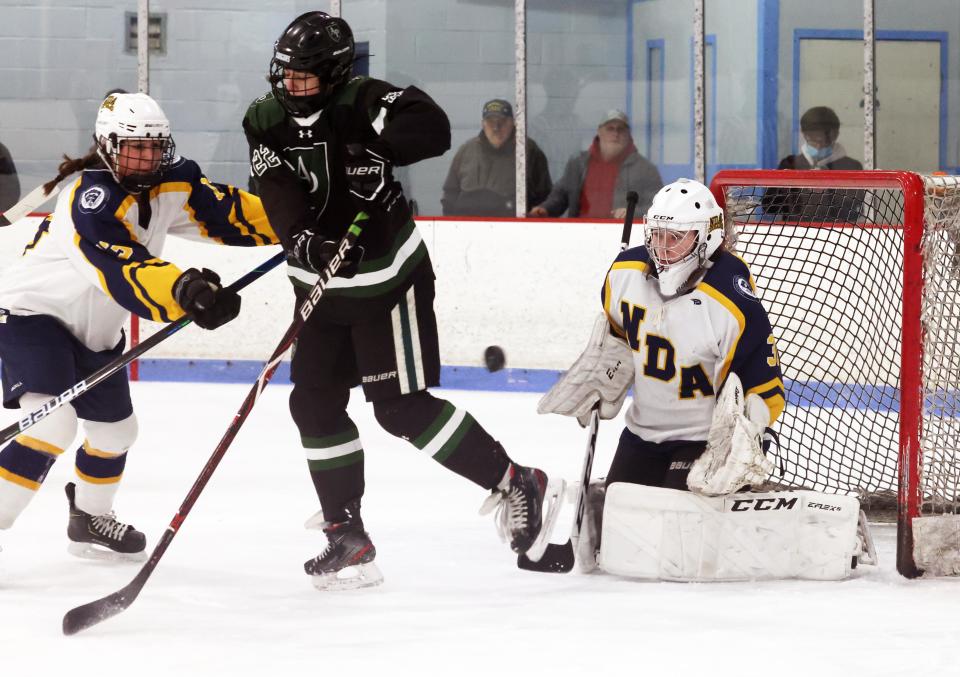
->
[601, 245, 785, 442]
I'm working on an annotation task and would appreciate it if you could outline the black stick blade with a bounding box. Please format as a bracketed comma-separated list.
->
[517, 540, 575, 574]
[63, 584, 140, 635]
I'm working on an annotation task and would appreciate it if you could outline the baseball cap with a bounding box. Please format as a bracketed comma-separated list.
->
[482, 99, 513, 119]
[599, 109, 629, 127]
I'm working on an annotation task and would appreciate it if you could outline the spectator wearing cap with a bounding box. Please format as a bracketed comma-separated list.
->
[528, 109, 662, 219]
[441, 98, 552, 216]
[762, 105, 863, 222]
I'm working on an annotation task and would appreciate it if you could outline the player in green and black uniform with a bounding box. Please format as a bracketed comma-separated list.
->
[244, 11, 561, 590]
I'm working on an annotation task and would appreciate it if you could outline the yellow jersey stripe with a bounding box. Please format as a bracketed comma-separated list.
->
[157, 181, 215, 241]
[0, 467, 41, 491]
[123, 259, 184, 321]
[82, 440, 123, 459]
[15, 434, 65, 456]
[763, 392, 786, 423]
[73, 231, 114, 301]
[699, 282, 745, 389]
[75, 469, 123, 485]
[611, 260, 649, 273]
[235, 190, 279, 243]
[113, 195, 139, 240]
[747, 377, 785, 398]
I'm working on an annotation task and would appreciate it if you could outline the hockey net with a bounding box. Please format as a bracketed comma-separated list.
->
[710, 170, 960, 578]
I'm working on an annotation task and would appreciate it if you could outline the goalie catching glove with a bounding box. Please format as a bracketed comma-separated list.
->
[538, 314, 634, 427]
[687, 372, 774, 496]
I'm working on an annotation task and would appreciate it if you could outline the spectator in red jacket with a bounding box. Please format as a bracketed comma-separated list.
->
[528, 109, 662, 219]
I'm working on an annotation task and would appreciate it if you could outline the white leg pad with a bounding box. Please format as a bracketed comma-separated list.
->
[0, 481, 36, 529]
[599, 483, 861, 581]
[83, 414, 138, 453]
[17, 392, 79, 451]
[74, 414, 138, 516]
[0, 393, 78, 528]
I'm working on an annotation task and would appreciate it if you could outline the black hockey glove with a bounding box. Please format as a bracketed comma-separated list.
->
[344, 143, 405, 214]
[172, 268, 241, 330]
[291, 229, 365, 278]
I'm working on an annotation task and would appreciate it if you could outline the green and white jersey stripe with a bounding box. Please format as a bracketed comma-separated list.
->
[413, 401, 477, 463]
[302, 428, 363, 471]
[287, 219, 427, 298]
[392, 284, 426, 394]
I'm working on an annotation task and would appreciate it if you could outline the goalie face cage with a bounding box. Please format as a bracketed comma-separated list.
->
[710, 170, 960, 579]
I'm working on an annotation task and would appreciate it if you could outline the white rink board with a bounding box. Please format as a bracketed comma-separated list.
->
[0, 216, 633, 370]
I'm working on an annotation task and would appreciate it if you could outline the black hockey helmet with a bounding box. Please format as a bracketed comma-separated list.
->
[269, 11, 355, 117]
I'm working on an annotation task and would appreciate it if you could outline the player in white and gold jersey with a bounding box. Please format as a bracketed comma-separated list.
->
[0, 93, 278, 560]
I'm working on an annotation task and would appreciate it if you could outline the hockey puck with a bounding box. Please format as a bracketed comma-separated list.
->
[483, 345, 506, 372]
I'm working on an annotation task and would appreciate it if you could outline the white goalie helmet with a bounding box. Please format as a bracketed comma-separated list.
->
[644, 178, 725, 296]
[94, 92, 176, 193]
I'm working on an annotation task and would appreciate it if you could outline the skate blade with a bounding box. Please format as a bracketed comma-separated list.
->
[524, 478, 566, 563]
[310, 562, 384, 591]
[303, 509, 327, 530]
[67, 541, 147, 563]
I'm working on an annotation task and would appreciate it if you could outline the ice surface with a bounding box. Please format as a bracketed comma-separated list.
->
[1, 383, 958, 676]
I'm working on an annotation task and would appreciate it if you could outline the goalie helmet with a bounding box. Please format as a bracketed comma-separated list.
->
[94, 92, 176, 193]
[269, 11, 355, 117]
[644, 178, 725, 296]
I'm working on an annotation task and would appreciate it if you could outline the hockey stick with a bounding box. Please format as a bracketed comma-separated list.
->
[62, 212, 367, 636]
[518, 191, 639, 574]
[0, 251, 287, 448]
[0, 181, 63, 227]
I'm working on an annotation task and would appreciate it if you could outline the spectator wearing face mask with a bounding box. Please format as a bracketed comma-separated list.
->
[762, 106, 863, 222]
[778, 106, 862, 171]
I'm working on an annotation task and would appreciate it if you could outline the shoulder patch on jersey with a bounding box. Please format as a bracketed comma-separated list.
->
[78, 185, 109, 214]
[245, 93, 285, 132]
[733, 275, 759, 302]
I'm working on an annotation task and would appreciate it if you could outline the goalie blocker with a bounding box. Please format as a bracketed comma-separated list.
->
[596, 483, 876, 581]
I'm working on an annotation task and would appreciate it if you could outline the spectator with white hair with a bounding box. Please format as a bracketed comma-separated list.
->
[528, 109, 662, 219]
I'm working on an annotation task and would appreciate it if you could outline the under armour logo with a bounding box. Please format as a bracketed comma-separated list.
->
[298, 129, 313, 139]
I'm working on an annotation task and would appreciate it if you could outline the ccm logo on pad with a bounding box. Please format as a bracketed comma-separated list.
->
[728, 497, 798, 512]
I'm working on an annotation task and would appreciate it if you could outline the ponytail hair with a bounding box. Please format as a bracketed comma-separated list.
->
[42, 145, 103, 196]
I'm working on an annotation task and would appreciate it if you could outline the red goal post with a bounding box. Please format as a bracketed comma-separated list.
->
[709, 169, 960, 578]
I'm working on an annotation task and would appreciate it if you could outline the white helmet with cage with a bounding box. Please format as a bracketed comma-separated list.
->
[644, 178, 725, 296]
[94, 92, 176, 193]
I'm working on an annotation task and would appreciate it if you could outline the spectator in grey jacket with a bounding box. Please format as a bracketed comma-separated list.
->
[528, 110, 661, 219]
[441, 99, 551, 217]
[0, 141, 20, 213]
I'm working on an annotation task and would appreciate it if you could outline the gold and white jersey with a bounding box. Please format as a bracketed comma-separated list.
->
[0, 160, 277, 351]
[601, 246, 784, 443]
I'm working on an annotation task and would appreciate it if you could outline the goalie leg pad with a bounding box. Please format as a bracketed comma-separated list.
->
[599, 483, 861, 581]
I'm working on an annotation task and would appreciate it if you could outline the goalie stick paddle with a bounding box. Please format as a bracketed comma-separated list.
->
[0, 251, 287, 448]
[0, 181, 63, 227]
[518, 190, 639, 574]
[62, 213, 368, 636]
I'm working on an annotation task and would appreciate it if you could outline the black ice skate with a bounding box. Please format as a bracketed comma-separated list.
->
[480, 463, 564, 560]
[304, 504, 383, 591]
[65, 482, 146, 562]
